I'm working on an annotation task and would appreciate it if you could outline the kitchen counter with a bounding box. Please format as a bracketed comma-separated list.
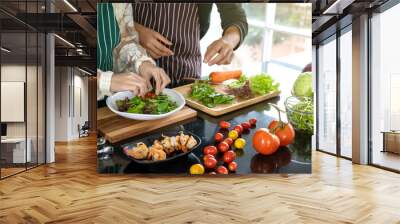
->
[97, 95, 312, 174]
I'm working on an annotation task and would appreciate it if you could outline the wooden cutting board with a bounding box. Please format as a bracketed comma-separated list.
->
[97, 106, 197, 143]
[174, 84, 280, 116]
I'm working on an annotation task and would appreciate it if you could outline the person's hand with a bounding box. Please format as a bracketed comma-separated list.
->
[110, 72, 150, 97]
[203, 26, 241, 66]
[135, 22, 174, 59]
[203, 38, 235, 66]
[139, 61, 171, 95]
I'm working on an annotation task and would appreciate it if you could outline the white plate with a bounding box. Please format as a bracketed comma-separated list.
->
[106, 89, 185, 120]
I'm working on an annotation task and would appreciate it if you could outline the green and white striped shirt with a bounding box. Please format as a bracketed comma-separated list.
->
[97, 3, 120, 72]
[97, 3, 155, 101]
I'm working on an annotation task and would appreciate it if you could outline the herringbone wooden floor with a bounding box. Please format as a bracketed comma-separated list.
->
[1, 136, 399, 224]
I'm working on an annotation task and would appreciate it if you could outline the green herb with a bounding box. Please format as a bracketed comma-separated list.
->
[228, 75, 248, 89]
[286, 97, 314, 135]
[116, 94, 178, 115]
[249, 73, 280, 95]
[190, 80, 234, 108]
[127, 99, 145, 113]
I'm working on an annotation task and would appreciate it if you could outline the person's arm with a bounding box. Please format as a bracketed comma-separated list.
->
[131, 3, 173, 59]
[97, 69, 113, 101]
[216, 3, 248, 50]
[134, 22, 174, 59]
[97, 69, 150, 100]
[113, 3, 154, 74]
[203, 3, 248, 66]
[113, 3, 170, 94]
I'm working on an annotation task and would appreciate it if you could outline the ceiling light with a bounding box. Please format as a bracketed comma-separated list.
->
[1, 47, 11, 53]
[54, 34, 75, 48]
[77, 67, 92, 76]
[63, 0, 78, 12]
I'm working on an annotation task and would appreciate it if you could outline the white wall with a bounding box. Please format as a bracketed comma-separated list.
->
[54, 67, 89, 141]
[54, 66, 69, 141]
[1, 65, 26, 139]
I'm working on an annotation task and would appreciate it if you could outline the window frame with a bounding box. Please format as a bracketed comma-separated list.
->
[367, 1, 400, 173]
[246, 3, 312, 73]
[314, 0, 400, 173]
[314, 24, 352, 161]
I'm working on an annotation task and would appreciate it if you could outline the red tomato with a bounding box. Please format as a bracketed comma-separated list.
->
[144, 92, 156, 99]
[214, 132, 224, 142]
[228, 162, 237, 172]
[204, 157, 217, 169]
[203, 154, 215, 162]
[203, 145, 218, 156]
[216, 165, 228, 174]
[223, 150, 236, 163]
[224, 138, 233, 146]
[234, 125, 243, 134]
[268, 120, 295, 147]
[252, 128, 280, 155]
[218, 141, 230, 153]
[219, 121, 231, 129]
[241, 122, 251, 130]
[249, 118, 257, 126]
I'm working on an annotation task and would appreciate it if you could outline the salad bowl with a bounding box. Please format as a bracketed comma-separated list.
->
[106, 88, 185, 120]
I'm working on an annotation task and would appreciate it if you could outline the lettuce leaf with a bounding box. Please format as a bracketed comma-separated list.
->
[249, 73, 280, 95]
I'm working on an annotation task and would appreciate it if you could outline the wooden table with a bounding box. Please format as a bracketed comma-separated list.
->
[97, 106, 197, 143]
[381, 131, 400, 154]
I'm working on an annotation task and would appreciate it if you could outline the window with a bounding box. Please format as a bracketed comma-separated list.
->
[0, 0, 47, 179]
[317, 37, 337, 154]
[370, 3, 400, 171]
[200, 3, 312, 100]
[339, 28, 352, 158]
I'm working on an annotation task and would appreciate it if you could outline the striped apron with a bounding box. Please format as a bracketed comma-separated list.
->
[132, 3, 201, 87]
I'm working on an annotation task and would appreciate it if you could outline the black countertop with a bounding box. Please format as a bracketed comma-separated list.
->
[97, 96, 312, 175]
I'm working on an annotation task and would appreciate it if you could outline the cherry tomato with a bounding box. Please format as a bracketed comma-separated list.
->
[144, 91, 156, 99]
[190, 164, 205, 175]
[228, 161, 237, 172]
[241, 122, 251, 130]
[204, 157, 217, 169]
[224, 138, 233, 146]
[249, 118, 257, 126]
[218, 141, 230, 153]
[223, 150, 236, 163]
[234, 138, 246, 149]
[203, 145, 218, 156]
[214, 132, 224, 142]
[268, 120, 295, 147]
[252, 128, 280, 155]
[234, 125, 243, 134]
[228, 130, 239, 140]
[216, 165, 228, 174]
[203, 154, 215, 162]
[219, 121, 231, 129]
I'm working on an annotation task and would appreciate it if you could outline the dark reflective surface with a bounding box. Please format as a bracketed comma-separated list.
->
[98, 96, 311, 174]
